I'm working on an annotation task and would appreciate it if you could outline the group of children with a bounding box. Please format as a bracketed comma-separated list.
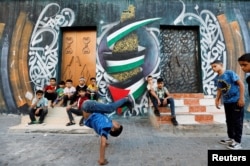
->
[28, 77, 98, 126]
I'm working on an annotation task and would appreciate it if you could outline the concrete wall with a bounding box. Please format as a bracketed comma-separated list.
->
[0, 0, 249, 117]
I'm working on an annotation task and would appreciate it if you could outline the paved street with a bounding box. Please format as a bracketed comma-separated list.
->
[1, 114, 250, 166]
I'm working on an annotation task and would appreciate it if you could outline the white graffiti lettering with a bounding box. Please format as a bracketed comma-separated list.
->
[28, 3, 75, 90]
[174, 0, 226, 95]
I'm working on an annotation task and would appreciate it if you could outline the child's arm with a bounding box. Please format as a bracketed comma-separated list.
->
[99, 135, 107, 165]
[237, 79, 245, 107]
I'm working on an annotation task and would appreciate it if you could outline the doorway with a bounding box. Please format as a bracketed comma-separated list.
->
[61, 28, 96, 86]
[159, 25, 202, 93]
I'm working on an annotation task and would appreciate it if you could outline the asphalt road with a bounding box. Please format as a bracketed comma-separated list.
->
[1, 114, 250, 166]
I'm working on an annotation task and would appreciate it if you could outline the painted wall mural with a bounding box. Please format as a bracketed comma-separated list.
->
[29, 3, 75, 90]
[0, 0, 249, 118]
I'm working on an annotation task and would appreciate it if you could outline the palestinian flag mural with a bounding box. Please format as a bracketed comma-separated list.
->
[97, 5, 161, 115]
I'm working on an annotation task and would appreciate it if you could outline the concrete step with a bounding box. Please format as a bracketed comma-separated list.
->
[9, 106, 94, 134]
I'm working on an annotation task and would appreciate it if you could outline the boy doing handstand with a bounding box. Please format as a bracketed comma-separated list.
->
[81, 96, 133, 165]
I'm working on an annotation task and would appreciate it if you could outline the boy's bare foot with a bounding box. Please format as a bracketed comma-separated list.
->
[98, 159, 109, 165]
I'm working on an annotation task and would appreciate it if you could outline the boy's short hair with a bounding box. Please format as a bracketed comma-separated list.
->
[36, 90, 44, 95]
[50, 77, 56, 81]
[157, 78, 164, 83]
[90, 77, 96, 81]
[238, 53, 250, 62]
[66, 79, 73, 83]
[59, 81, 65, 85]
[210, 59, 223, 65]
[78, 87, 87, 92]
[110, 125, 123, 137]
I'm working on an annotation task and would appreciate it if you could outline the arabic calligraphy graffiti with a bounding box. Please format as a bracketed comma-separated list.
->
[28, 3, 75, 90]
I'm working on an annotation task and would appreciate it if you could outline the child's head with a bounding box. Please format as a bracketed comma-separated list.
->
[79, 77, 86, 85]
[210, 60, 224, 73]
[110, 120, 123, 137]
[147, 75, 153, 83]
[238, 53, 250, 73]
[36, 90, 44, 99]
[65, 79, 73, 88]
[49, 77, 56, 86]
[90, 77, 96, 85]
[157, 78, 164, 89]
[78, 88, 87, 97]
[58, 81, 65, 88]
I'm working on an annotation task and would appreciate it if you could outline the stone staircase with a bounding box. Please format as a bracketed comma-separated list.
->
[151, 93, 226, 125]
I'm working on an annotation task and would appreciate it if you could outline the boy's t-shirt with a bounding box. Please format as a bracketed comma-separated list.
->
[44, 85, 56, 92]
[154, 87, 169, 99]
[77, 96, 88, 110]
[32, 97, 48, 108]
[214, 70, 240, 103]
[87, 84, 98, 92]
[84, 113, 112, 139]
[56, 88, 64, 97]
[64, 87, 76, 94]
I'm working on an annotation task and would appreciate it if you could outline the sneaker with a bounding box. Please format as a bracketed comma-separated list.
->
[66, 122, 75, 126]
[171, 117, 178, 126]
[219, 138, 234, 145]
[154, 110, 160, 117]
[227, 141, 242, 150]
[28, 121, 36, 125]
[79, 117, 84, 126]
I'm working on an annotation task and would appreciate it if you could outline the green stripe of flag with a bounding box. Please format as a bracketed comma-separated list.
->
[106, 58, 144, 73]
[107, 18, 161, 49]
[131, 82, 147, 100]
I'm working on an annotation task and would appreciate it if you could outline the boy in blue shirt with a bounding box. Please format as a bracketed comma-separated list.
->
[84, 112, 122, 165]
[28, 90, 48, 124]
[82, 96, 133, 165]
[211, 60, 245, 150]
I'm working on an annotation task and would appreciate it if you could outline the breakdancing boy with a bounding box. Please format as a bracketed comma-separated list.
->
[82, 97, 133, 165]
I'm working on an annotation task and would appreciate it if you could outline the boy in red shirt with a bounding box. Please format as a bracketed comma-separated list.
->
[44, 77, 57, 106]
[65, 88, 89, 126]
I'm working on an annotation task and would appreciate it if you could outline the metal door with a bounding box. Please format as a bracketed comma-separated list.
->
[159, 26, 202, 93]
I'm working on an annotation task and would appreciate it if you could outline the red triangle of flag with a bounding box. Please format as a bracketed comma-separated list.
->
[108, 85, 130, 114]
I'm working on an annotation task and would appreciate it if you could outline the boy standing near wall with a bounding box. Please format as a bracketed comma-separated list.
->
[211, 60, 245, 150]
[238, 53, 250, 97]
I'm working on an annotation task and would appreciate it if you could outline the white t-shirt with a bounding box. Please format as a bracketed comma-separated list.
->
[64, 87, 76, 94]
